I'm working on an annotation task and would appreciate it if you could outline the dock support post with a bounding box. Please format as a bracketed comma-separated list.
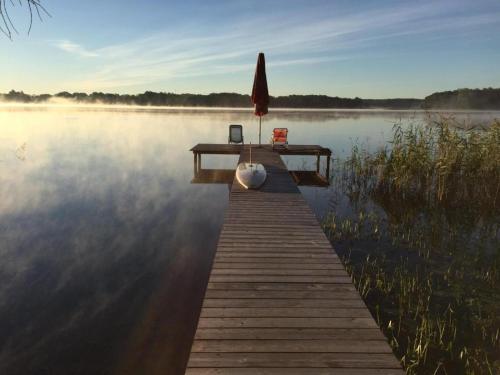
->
[197, 154, 202, 173]
[326, 156, 331, 181]
[316, 154, 320, 173]
[193, 153, 198, 176]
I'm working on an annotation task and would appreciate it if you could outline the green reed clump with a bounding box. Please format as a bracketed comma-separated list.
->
[324, 120, 500, 374]
[341, 120, 500, 220]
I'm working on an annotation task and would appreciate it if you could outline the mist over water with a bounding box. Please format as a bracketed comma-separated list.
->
[0, 106, 498, 374]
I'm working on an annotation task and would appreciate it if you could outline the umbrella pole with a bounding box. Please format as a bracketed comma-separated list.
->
[259, 115, 262, 147]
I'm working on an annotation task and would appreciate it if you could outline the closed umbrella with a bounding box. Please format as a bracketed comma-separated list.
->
[251, 52, 269, 146]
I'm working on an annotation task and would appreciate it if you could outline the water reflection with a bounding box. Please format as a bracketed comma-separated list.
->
[0, 109, 232, 375]
[0, 106, 498, 374]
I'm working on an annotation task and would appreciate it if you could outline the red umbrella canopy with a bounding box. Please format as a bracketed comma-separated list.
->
[251, 52, 269, 116]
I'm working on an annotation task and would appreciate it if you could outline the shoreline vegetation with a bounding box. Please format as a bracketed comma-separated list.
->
[323, 120, 500, 374]
[1, 87, 500, 110]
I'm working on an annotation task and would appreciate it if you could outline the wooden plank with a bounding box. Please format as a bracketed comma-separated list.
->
[204, 291, 362, 300]
[214, 257, 341, 264]
[220, 223, 321, 228]
[221, 230, 326, 236]
[223, 215, 318, 220]
[226, 204, 313, 208]
[210, 269, 347, 276]
[191, 144, 331, 155]
[191, 339, 393, 353]
[226, 209, 315, 213]
[208, 276, 352, 283]
[206, 283, 356, 291]
[221, 226, 325, 231]
[212, 263, 345, 269]
[216, 248, 332, 254]
[215, 251, 334, 257]
[216, 244, 332, 249]
[216, 244, 333, 249]
[213, 253, 337, 258]
[218, 240, 331, 245]
[200, 308, 372, 318]
[208, 282, 358, 295]
[222, 227, 326, 234]
[226, 211, 316, 215]
[194, 327, 384, 340]
[202, 299, 365, 308]
[218, 235, 329, 241]
[224, 212, 317, 216]
[197, 317, 378, 329]
[188, 353, 401, 368]
[217, 240, 332, 246]
[186, 369, 404, 375]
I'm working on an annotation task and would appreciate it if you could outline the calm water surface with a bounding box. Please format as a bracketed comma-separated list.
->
[0, 106, 498, 375]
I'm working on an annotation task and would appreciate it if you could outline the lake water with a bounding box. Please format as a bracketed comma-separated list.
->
[0, 106, 498, 375]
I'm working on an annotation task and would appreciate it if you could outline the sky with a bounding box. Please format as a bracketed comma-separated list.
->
[1, 0, 500, 98]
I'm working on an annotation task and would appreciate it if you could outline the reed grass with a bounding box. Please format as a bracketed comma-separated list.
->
[323, 119, 500, 374]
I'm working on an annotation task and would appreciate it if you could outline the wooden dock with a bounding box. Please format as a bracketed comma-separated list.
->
[191, 144, 332, 182]
[186, 145, 403, 374]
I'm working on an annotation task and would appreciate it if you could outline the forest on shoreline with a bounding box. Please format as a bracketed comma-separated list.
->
[1, 88, 499, 110]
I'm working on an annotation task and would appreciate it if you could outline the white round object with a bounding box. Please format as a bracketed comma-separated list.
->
[236, 163, 267, 189]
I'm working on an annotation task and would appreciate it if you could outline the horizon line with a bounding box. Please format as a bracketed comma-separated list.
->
[3, 86, 499, 101]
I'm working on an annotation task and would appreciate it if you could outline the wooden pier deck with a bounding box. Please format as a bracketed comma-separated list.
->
[191, 144, 332, 182]
[186, 146, 402, 374]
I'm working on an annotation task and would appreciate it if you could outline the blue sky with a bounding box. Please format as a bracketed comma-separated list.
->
[1, 0, 500, 98]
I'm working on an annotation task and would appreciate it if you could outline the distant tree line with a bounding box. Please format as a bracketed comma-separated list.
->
[423, 88, 500, 110]
[0, 90, 423, 109]
[1, 88, 498, 109]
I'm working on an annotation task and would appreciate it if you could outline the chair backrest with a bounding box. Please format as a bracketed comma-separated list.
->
[229, 124, 244, 144]
[273, 128, 288, 144]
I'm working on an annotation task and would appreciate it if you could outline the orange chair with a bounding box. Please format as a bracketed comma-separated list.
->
[272, 128, 288, 149]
